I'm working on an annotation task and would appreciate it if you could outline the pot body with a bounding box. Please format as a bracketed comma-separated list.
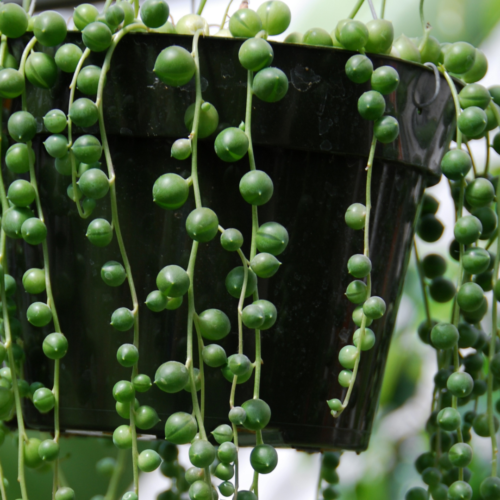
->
[9, 34, 454, 451]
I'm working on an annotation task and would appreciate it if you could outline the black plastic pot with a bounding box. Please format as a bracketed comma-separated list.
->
[8, 33, 454, 451]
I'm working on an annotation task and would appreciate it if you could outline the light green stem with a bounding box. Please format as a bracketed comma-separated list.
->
[104, 450, 127, 500]
[419, 0, 425, 32]
[348, 0, 365, 19]
[220, 0, 234, 28]
[95, 23, 146, 496]
[0, 36, 8, 69]
[451, 180, 464, 331]
[229, 376, 240, 500]
[0, 459, 7, 500]
[489, 130, 500, 476]
[0, 38, 28, 500]
[236, 247, 249, 354]
[68, 47, 91, 218]
[1, 267, 28, 500]
[25, 77, 63, 494]
[244, 71, 257, 171]
[380, 0, 386, 18]
[196, 0, 208, 15]
[485, 132, 491, 176]
[19, 36, 37, 111]
[413, 239, 432, 327]
[450, 179, 465, 478]
[335, 136, 377, 417]
[193, 316, 207, 421]
[465, 142, 477, 178]
[184, 31, 210, 457]
[190, 30, 204, 209]
[442, 69, 462, 149]
[186, 242, 207, 442]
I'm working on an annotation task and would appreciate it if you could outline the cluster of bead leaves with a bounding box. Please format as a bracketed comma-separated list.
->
[148, 9, 291, 500]
[406, 11, 500, 500]
[326, 46, 400, 417]
[0, 0, 297, 498]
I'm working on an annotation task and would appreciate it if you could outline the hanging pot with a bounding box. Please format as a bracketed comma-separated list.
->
[8, 33, 453, 451]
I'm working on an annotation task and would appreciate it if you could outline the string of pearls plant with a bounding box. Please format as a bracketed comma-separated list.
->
[0, 0, 495, 499]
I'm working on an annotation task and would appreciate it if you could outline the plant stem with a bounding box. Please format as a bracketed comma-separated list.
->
[0, 267, 28, 500]
[24, 77, 63, 494]
[413, 239, 432, 327]
[366, 0, 378, 19]
[485, 132, 491, 176]
[335, 136, 377, 417]
[348, 0, 365, 19]
[68, 47, 91, 218]
[0, 40, 28, 500]
[441, 73, 467, 468]
[489, 133, 500, 476]
[196, 0, 208, 15]
[104, 450, 127, 500]
[244, 71, 257, 173]
[220, 0, 234, 28]
[465, 142, 477, 178]
[19, 36, 37, 111]
[315, 458, 322, 500]
[441, 69, 462, 149]
[419, 0, 425, 33]
[244, 73, 263, 422]
[450, 179, 465, 478]
[95, 23, 146, 496]
[189, 30, 204, 209]
[236, 247, 249, 354]
[185, 30, 210, 455]
[230, 387, 240, 500]
[193, 317, 206, 421]
[380, 0, 386, 18]
[0, 459, 6, 500]
[253, 326, 262, 399]
[186, 242, 207, 441]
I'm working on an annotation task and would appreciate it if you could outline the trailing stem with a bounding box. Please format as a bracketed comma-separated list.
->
[348, 0, 365, 19]
[220, 0, 234, 28]
[95, 22, 147, 496]
[413, 239, 432, 327]
[19, 33, 64, 498]
[104, 450, 127, 500]
[0, 36, 29, 500]
[181, 30, 214, 494]
[485, 132, 490, 177]
[442, 69, 468, 477]
[0, 265, 28, 500]
[380, 0, 386, 19]
[489, 108, 500, 475]
[333, 135, 377, 418]
[68, 48, 91, 219]
[0, 460, 6, 500]
[441, 69, 463, 149]
[196, 0, 208, 16]
[419, 0, 426, 33]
